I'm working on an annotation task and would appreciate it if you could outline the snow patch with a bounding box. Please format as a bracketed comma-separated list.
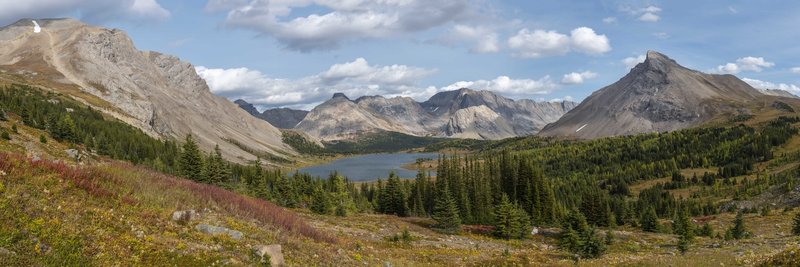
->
[575, 124, 587, 132]
[32, 20, 41, 33]
[432, 107, 439, 112]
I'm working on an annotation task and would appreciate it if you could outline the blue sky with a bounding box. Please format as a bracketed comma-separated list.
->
[2, 0, 800, 110]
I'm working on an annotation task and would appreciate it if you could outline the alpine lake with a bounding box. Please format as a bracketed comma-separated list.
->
[297, 153, 438, 181]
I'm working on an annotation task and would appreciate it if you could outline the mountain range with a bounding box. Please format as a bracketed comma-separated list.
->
[239, 89, 577, 141]
[538, 51, 797, 139]
[0, 18, 292, 163]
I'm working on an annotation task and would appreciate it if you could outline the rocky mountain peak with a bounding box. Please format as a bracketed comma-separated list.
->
[332, 92, 350, 100]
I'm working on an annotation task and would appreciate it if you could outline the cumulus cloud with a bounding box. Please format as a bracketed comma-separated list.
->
[447, 24, 501, 53]
[209, 0, 473, 51]
[198, 58, 563, 109]
[713, 57, 775, 74]
[791, 67, 800, 74]
[197, 58, 438, 108]
[441, 76, 559, 98]
[561, 71, 597, 84]
[743, 78, 800, 93]
[621, 5, 662, 22]
[0, 0, 170, 24]
[622, 54, 646, 69]
[507, 27, 610, 58]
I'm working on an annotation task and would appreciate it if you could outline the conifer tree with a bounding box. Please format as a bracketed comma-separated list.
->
[492, 194, 531, 239]
[432, 182, 461, 234]
[179, 135, 205, 182]
[726, 210, 748, 240]
[379, 172, 408, 216]
[310, 185, 332, 215]
[205, 144, 228, 184]
[640, 207, 659, 232]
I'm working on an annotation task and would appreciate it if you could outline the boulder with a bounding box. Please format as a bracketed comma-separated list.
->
[171, 210, 198, 222]
[254, 244, 285, 266]
[195, 224, 243, 240]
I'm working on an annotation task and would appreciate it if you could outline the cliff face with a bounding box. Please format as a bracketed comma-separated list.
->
[539, 51, 764, 139]
[293, 89, 576, 141]
[0, 18, 293, 163]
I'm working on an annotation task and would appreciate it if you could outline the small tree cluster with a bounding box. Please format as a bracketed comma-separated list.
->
[558, 210, 606, 259]
[492, 194, 531, 240]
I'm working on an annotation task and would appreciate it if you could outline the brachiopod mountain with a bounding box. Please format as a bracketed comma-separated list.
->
[290, 88, 576, 141]
[538, 51, 767, 139]
[235, 99, 308, 129]
[0, 18, 293, 163]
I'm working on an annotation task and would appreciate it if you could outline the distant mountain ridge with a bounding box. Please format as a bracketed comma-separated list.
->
[235, 100, 308, 129]
[538, 51, 779, 139]
[284, 88, 576, 141]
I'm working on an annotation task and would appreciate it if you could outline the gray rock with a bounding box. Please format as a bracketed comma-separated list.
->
[254, 244, 285, 266]
[195, 224, 243, 240]
[65, 149, 80, 160]
[171, 210, 198, 222]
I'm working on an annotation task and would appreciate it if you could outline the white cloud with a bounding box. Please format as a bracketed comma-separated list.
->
[561, 71, 598, 84]
[622, 54, 646, 69]
[199, 59, 562, 109]
[713, 56, 775, 74]
[621, 5, 662, 23]
[791, 67, 800, 74]
[197, 58, 439, 107]
[436, 24, 501, 53]
[0, 0, 170, 24]
[441, 75, 559, 97]
[743, 78, 800, 93]
[570, 27, 611, 55]
[602, 17, 617, 24]
[638, 12, 660, 22]
[210, 0, 474, 51]
[507, 27, 611, 58]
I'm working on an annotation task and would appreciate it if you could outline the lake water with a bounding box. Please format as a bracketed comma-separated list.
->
[298, 153, 438, 181]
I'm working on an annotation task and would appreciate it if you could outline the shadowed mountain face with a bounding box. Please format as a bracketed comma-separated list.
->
[293, 89, 576, 141]
[235, 100, 308, 129]
[538, 51, 765, 139]
[0, 18, 293, 163]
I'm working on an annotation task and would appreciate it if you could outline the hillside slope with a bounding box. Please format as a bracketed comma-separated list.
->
[0, 18, 292, 163]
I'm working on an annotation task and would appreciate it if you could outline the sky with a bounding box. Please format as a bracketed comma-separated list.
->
[2, 0, 800, 111]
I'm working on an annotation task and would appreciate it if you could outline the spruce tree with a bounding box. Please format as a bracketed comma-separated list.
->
[492, 194, 531, 239]
[726, 210, 747, 240]
[310, 186, 331, 215]
[205, 144, 228, 185]
[178, 134, 205, 182]
[379, 172, 408, 216]
[640, 207, 659, 232]
[432, 182, 461, 234]
[579, 228, 606, 259]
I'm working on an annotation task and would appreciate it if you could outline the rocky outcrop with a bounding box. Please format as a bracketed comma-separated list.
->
[235, 99, 308, 129]
[295, 89, 576, 141]
[195, 224, 244, 240]
[538, 51, 765, 139]
[0, 18, 292, 163]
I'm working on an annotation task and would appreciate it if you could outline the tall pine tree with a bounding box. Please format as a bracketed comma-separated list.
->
[432, 182, 461, 234]
[179, 135, 205, 182]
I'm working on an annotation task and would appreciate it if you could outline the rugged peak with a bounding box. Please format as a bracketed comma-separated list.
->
[332, 92, 350, 101]
[638, 50, 680, 73]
